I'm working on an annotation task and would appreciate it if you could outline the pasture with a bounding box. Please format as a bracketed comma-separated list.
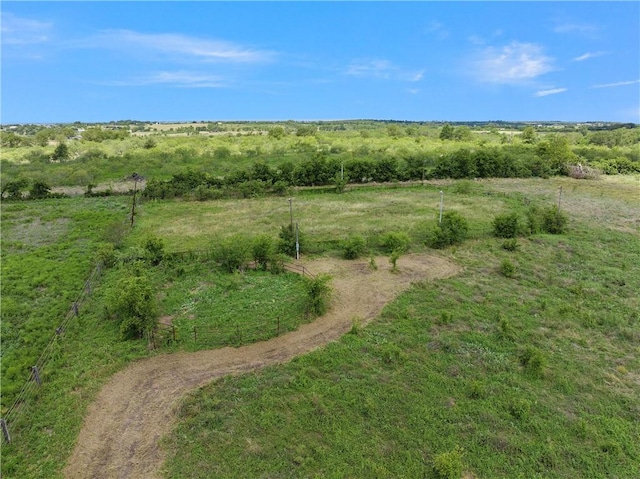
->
[1, 173, 638, 478]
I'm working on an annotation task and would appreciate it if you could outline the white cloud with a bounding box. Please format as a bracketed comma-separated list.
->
[345, 59, 423, 82]
[103, 71, 227, 88]
[86, 29, 275, 63]
[553, 22, 599, 37]
[1, 12, 52, 45]
[407, 88, 420, 95]
[535, 88, 567, 97]
[425, 21, 449, 40]
[573, 51, 606, 62]
[591, 79, 640, 89]
[470, 42, 554, 85]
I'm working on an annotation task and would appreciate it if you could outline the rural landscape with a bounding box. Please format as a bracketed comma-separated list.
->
[1, 119, 639, 478]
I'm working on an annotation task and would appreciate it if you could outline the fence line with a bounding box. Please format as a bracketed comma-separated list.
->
[1, 250, 314, 444]
[1, 262, 104, 443]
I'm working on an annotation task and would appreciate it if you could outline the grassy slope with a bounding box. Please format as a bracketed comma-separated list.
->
[161, 177, 640, 478]
[1, 176, 638, 478]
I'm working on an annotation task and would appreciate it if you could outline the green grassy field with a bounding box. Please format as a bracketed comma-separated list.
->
[152, 177, 639, 478]
[1, 175, 638, 478]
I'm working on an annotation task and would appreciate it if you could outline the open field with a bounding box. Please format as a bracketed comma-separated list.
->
[1, 175, 639, 478]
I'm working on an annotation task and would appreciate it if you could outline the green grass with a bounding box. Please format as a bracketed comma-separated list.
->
[149, 258, 307, 349]
[159, 178, 639, 479]
[0, 196, 132, 409]
[2, 176, 639, 478]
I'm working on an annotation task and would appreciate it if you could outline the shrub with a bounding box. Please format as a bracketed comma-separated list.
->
[433, 446, 465, 479]
[426, 211, 469, 249]
[278, 224, 304, 258]
[144, 235, 165, 266]
[493, 212, 521, 238]
[502, 238, 519, 251]
[500, 259, 516, 278]
[541, 205, 568, 234]
[252, 234, 274, 270]
[379, 231, 410, 254]
[519, 345, 546, 377]
[96, 243, 118, 268]
[214, 236, 250, 272]
[105, 274, 158, 339]
[389, 249, 402, 272]
[341, 234, 366, 259]
[303, 274, 332, 316]
[526, 205, 569, 235]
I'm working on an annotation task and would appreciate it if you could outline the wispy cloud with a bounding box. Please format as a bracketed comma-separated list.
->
[591, 79, 640, 89]
[535, 88, 567, 97]
[345, 59, 423, 82]
[470, 42, 554, 85]
[425, 21, 449, 40]
[573, 51, 606, 62]
[1, 12, 52, 45]
[102, 71, 227, 88]
[553, 21, 599, 37]
[85, 29, 275, 63]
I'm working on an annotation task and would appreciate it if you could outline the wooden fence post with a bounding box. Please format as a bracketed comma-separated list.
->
[73, 302, 79, 316]
[193, 326, 197, 343]
[172, 325, 176, 342]
[31, 366, 42, 386]
[1, 418, 10, 443]
[277, 318, 280, 336]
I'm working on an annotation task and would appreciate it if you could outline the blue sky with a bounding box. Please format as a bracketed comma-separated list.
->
[2, 1, 639, 123]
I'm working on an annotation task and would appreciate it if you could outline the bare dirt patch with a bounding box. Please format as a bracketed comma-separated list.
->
[64, 253, 461, 479]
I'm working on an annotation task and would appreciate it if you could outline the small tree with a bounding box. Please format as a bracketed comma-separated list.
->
[106, 274, 159, 339]
[2, 179, 30, 200]
[379, 231, 410, 254]
[426, 211, 469, 249]
[29, 181, 51, 200]
[252, 234, 274, 270]
[439, 124, 455, 140]
[51, 142, 70, 162]
[493, 212, 521, 238]
[277, 224, 304, 258]
[341, 234, 366, 259]
[214, 236, 250, 272]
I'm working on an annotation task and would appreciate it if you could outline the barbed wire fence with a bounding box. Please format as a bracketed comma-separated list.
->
[0, 251, 315, 444]
[1, 262, 104, 444]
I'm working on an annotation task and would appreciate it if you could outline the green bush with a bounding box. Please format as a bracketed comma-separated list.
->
[501, 238, 519, 251]
[526, 205, 569, 235]
[214, 236, 250, 272]
[278, 224, 304, 257]
[252, 234, 274, 270]
[426, 211, 469, 249]
[144, 235, 165, 266]
[519, 345, 546, 377]
[379, 231, 410, 254]
[433, 446, 465, 479]
[302, 274, 332, 316]
[105, 274, 159, 339]
[341, 234, 366, 259]
[541, 205, 568, 234]
[500, 259, 517, 278]
[493, 212, 521, 238]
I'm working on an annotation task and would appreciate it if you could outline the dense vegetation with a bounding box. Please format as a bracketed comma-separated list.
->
[1, 121, 638, 200]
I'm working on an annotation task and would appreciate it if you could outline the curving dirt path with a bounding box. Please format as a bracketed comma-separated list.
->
[64, 254, 461, 479]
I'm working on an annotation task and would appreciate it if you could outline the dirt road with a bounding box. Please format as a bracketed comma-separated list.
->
[64, 254, 461, 479]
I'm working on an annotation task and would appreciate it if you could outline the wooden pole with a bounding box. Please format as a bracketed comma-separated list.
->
[439, 191, 444, 225]
[130, 179, 138, 227]
[31, 366, 41, 386]
[1, 418, 10, 443]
